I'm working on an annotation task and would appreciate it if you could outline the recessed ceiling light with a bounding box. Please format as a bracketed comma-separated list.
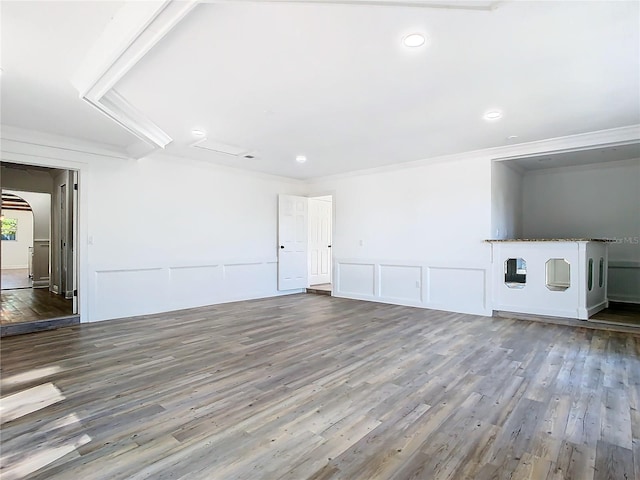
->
[484, 110, 503, 121]
[403, 33, 426, 48]
[191, 129, 206, 137]
[296, 155, 307, 164]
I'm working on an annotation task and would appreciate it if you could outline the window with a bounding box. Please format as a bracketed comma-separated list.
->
[1, 218, 18, 241]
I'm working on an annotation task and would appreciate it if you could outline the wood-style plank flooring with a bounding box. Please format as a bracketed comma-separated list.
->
[1, 294, 639, 479]
[1, 268, 32, 290]
[1, 288, 73, 325]
[590, 302, 640, 328]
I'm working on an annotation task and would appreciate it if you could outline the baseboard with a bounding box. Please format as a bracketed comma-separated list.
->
[585, 300, 609, 318]
[608, 295, 640, 304]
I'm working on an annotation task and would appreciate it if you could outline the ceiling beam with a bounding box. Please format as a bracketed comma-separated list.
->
[72, 0, 199, 158]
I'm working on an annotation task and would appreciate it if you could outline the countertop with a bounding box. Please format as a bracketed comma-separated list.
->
[485, 238, 611, 243]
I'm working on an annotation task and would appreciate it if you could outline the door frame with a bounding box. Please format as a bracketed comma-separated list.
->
[305, 191, 336, 290]
[307, 194, 333, 288]
[1, 153, 86, 321]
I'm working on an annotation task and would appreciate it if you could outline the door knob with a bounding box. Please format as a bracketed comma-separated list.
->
[280, 246, 284, 249]
[328, 245, 332, 248]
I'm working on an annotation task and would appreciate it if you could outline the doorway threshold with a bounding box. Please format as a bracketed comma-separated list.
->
[307, 284, 332, 296]
[1, 315, 80, 337]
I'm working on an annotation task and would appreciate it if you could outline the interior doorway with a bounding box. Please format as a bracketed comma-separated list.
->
[1, 192, 34, 289]
[1, 162, 79, 335]
[307, 195, 333, 293]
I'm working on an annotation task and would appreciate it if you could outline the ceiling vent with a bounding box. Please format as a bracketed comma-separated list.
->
[191, 138, 256, 159]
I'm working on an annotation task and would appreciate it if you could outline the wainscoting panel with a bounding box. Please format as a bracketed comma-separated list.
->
[168, 264, 223, 310]
[427, 267, 486, 314]
[94, 268, 166, 321]
[90, 257, 301, 322]
[335, 259, 490, 315]
[223, 262, 277, 300]
[379, 264, 422, 303]
[337, 263, 376, 297]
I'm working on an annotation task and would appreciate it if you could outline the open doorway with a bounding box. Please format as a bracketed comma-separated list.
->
[307, 195, 333, 295]
[1, 163, 79, 335]
[1, 192, 34, 289]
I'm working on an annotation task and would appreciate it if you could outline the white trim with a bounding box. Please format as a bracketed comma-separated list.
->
[608, 295, 640, 304]
[308, 124, 640, 183]
[223, 0, 502, 12]
[1, 139, 89, 323]
[521, 157, 640, 177]
[335, 258, 491, 316]
[71, 0, 200, 155]
[586, 300, 608, 318]
[0, 125, 129, 161]
[609, 261, 640, 269]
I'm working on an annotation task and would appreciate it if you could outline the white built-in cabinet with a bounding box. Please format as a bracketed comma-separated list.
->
[489, 239, 609, 320]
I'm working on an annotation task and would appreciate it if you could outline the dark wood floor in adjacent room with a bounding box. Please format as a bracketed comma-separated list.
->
[1, 288, 73, 325]
[1, 294, 638, 479]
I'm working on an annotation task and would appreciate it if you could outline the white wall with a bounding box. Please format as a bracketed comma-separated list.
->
[522, 159, 640, 303]
[309, 157, 493, 315]
[3, 126, 637, 322]
[491, 161, 523, 239]
[87, 154, 307, 321]
[1, 209, 34, 269]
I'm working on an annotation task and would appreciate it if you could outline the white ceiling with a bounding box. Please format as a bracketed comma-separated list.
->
[0, 1, 139, 148]
[1, 0, 639, 179]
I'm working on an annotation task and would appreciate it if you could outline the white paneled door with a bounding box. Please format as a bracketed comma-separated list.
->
[278, 195, 308, 290]
[308, 198, 332, 285]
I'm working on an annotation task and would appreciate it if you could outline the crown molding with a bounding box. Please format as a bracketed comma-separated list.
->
[71, 0, 200, 157]
[223, 0, 503, 11]
[306, 124, 640, 183]
[0, 124, 130, 162]
[521, 156, 640, 177]
[490, 124, 640, 162]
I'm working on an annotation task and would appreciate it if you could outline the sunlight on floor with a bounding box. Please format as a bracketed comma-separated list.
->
[0, 382, 91, 479]
[0, 366, 62, 389]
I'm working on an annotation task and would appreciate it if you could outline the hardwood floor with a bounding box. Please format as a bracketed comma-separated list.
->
[1, 288, 73, 325]
[590, 302, 640, 328]
[1, 294, 638, 479]
[1, 268, 32, 290]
